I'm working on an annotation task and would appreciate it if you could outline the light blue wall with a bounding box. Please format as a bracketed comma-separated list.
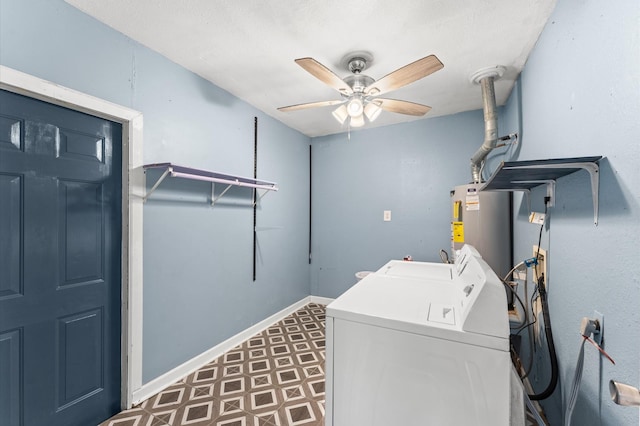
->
[500, 0, 640, 424]
[0, 0, 311, 383]
[310, 112, 497, 298]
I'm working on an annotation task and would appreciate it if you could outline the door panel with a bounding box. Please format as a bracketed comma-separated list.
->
[57, 128, 106, 163]
[0, 329, 22, 426]
[58, 180, 104, 287]
[57, 308, 104, 409]
[0, 89, 122, 426]
[0, 174, 22, 299]
[0, 114, 23, 151]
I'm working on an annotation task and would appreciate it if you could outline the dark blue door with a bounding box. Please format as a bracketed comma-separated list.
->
[0, 89, 122, 425]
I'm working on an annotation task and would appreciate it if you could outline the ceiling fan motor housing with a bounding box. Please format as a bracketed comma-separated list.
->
[344, 74, 375, 94]
[348, 57, 368, 73]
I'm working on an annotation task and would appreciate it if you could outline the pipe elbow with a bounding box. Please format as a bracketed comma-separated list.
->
[469, 74, 499, 183]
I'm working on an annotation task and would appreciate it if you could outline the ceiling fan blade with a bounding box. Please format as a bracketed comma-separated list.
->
[295, 58, 353, 95]
[278, 99, 345, 112]
[376, 98, 432, 116]
[365, 55, 443, 96]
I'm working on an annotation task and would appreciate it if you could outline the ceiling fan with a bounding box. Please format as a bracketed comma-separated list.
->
[278, 52, 444, 128]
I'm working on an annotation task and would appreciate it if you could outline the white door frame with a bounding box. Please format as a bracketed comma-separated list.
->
[0, 65, 144, 409]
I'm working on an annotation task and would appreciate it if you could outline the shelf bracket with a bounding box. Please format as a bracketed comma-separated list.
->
[211, 183, 233, 206]
[252, 188, 270, 206]
[586, 163, 600, 226]
[143, 167, 172, 203]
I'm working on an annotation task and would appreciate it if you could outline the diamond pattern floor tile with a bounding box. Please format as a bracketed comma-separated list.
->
[104, 304, 326, 426]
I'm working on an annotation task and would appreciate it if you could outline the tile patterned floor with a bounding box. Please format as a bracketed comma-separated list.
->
[101, 304, 326, 426]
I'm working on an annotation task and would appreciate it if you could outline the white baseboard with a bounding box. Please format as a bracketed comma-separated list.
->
[309, 295, 334, 306]
[131, 295, 334, 406]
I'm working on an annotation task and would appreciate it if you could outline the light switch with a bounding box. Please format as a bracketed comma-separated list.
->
[383, 210, 391, 221]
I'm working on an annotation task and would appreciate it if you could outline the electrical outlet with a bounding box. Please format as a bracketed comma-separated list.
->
[383, 210, 391, 221]
[529, 211, 546, 225]
[593, 310, 604, 345]
[532, 246, 547, 285]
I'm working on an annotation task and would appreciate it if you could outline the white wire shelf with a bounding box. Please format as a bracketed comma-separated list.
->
[143, 162, 278, 205]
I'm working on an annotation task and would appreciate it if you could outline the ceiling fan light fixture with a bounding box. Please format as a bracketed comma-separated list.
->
[279, 54, 443, 132]
[350, 114, 365, 128]
[346, 98, 364, 117]
[332, 104, 349, 124]
[364, 102, 382, 122]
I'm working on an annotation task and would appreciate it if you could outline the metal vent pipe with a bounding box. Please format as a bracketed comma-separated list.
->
[469, 67, 505, 183]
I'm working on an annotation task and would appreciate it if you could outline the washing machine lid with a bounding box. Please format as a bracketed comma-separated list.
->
[327, 249, 510, 352]
[327, 275, 508, 351]
[376, 259, 454, 281]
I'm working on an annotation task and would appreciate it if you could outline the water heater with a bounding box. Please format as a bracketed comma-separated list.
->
[450, 183, 511, 278]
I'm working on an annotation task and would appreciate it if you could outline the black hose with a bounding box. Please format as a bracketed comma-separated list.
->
[528, 274, 559, 400]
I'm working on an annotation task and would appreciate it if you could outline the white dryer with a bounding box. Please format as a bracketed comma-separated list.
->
[324, 245, 524, 426]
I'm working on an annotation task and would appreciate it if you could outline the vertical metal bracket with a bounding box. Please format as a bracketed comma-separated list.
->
[583, 163, 600, 226]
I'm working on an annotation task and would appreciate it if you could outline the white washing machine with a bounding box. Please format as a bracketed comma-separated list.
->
[325, 245, 524, 426]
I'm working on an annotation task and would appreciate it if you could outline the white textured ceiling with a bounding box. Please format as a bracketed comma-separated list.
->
[65, 0, 556, 137]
